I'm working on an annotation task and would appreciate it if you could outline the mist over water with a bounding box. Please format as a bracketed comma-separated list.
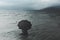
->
[0, 10, 58, 33]
[0, 10, 49, 33]
[0, 0, 60, 40]
[0, 10, 60, 40]
[0, 0, 60, 10]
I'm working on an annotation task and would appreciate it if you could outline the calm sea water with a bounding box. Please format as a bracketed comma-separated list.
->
[0, 10, 60, 40]
[0, 10, 51, 33]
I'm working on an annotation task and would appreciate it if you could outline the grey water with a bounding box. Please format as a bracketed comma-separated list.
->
[0, 10, 60, 40]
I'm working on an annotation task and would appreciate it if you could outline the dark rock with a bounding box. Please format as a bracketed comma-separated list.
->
[17, 20, 32, 30]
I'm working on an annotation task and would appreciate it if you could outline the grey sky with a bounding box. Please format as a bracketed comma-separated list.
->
[0, 0, 60, 10]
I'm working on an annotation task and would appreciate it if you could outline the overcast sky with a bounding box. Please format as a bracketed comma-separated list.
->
[0, 0, 60, 10]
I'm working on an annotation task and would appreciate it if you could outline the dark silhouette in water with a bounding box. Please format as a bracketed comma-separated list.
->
[18, 20, 32, 36]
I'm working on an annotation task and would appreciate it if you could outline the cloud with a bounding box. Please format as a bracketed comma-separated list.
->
[0, 1, 13, 6]
[0, 0, 60, 10]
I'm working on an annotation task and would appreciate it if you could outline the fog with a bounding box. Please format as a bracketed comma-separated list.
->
[0, 0, 60, 40]
[0, 0, 60, 10]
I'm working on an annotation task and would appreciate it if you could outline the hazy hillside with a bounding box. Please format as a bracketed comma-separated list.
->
[40, 6, 60, 13]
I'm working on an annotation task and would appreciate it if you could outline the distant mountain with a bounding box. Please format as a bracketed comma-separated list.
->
[40, 6, 60, 13]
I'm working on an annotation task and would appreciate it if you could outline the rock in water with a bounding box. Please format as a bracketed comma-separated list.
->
[18, 20, 32, 30]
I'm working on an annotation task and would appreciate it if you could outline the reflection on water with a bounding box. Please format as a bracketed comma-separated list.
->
[0, 10, 60, 33]
[0, 10, 60, 40]
[0, 10, 51, 33]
